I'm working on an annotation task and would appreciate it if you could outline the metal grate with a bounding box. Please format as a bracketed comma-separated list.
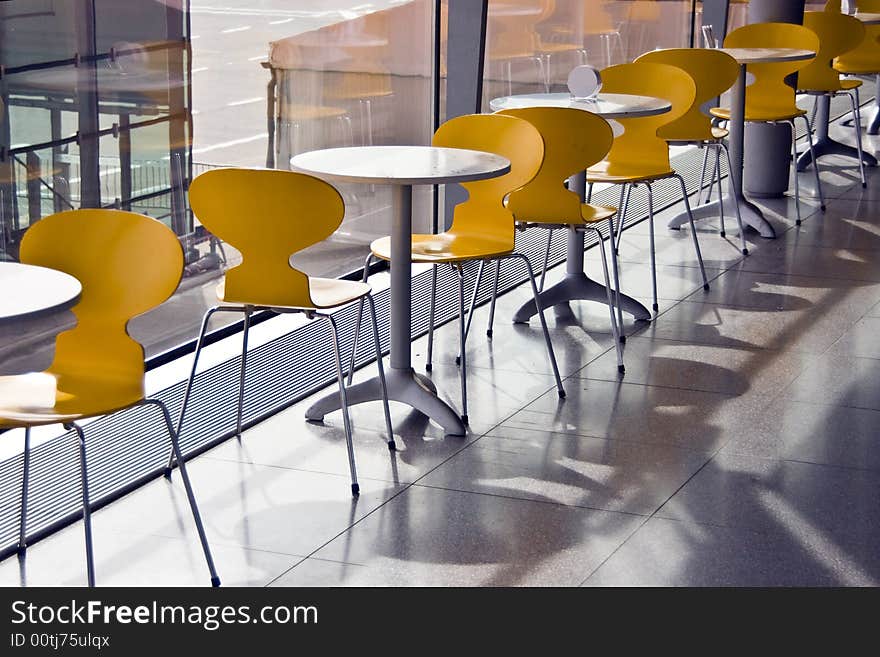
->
[0, 89, 869, 560]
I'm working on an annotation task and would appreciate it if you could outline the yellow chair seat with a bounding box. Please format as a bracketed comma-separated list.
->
[587, 161, 675, 184]
[580, 204, 617, 224]
[710, 106, 807, 122]
[370, 232, 513, 264]
[0, 371, 144, 429]
[841, 78, 863, 90]
[711, 126, 730, 140]
[217, 276, 371, 309]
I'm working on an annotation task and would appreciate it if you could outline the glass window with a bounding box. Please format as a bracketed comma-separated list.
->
[1, 0, 436, 367]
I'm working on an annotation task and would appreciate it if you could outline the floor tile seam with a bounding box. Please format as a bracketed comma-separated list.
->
[485, 424, 718, 456]
[716, 448, 880, 476]
[577, 447, 726, 585]
[409, 481, 652, 519]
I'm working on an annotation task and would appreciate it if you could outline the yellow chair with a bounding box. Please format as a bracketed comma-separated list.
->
[636, 48, 748, 254]
[497, 106, 625, 373]
[711, 22, 826, 224]
[800, 11, 868, 187]
[832, 1, 880, 136]
[0, 209, 219, 587]
[586, 62, 709, 328]
[173, 168, 395, 497]
[350, 113, 564, 425]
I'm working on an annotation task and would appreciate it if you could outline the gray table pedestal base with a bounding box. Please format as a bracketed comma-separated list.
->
[306, 367, 465, 436]
[512, 223, 651, 323]
[305, 183, 465, 437]
[667, 63, 776, 239]
[798, 96, 877, 171]
[513, 171, 650, 323]
[667, 194, 776, 238]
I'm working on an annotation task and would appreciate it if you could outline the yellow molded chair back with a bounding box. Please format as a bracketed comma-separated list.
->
[800, 12, 865, 91]
[636, 48, 740, 141]
[724, 23, 820, 119]
[834, 7, 880, 74]
[188, 168, 344, 308]
[431, 113, 544, 247]
[498, 107, 612, 224]
[598, 62, 696, 175]
[17, 209, 183, 414]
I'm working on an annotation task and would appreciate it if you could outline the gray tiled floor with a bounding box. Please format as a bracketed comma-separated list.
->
[4, 120, 880, 587]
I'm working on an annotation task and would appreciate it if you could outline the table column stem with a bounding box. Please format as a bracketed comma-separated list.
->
[389, 184, 413, 371]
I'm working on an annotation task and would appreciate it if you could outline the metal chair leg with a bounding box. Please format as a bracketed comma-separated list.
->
[847, 90, 868, 188]
[365, 294, 396, 451]
[510, 254, 565, 398]
[426, 263, 438, 371]
[348, 252, 375, 385]
[698, 144, 711, 205]
[790, 121, 803, 226]
[646, 183, 659, 313]
[18, 427, 31, 554]
[459, 260, 486, 365]
[609, 187, 626, 341]
[715, 144, 726, 238]
[325, 315, 360, 496]
[674, 174, 710, 292]
[234, 306, 253, 439]
[65, 422, 95, 587]
[800, 114, 826, 211]
[455, 263, 469, 423]
[166, 306, 236, 475]
[587, 226, 625, 374]
[145, 399, 221, 586]
[538, 229, 554, 292]
[486, 259, 501, 338]
[720, 141, 749, 255]
[615, 183, 632, 254]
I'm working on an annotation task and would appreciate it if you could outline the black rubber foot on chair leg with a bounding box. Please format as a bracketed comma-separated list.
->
[486, 329, 493, 338]
[652, 303, 659, 312]
[461, 414, 469, 425]
[720, 230, 726, 238]
[863, 182, 868, 188]
[557, 389, 566, 399]
[351, 483, 360, 496]
[796, 219, 802, 226]
[425, 363, 432, 372]
[619, 335, 627, 344]
[455, 355, 461, 366]
[703, 284, 710, 291]
[742, 248, 749, 256]
[618, 364, 625, 374]
[387, 440, 397, 452]
[821, 205, 827, 212]
[211, 576, 221, 587]
[163, 467, 173, 479]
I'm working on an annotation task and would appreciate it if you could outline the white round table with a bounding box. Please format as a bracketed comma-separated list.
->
[488, 91, 672, 325]
[0, 262, 81, 324]
[292, 145, 510, 436]
[489, 92, 672, 119]
[667, 47, 815, 239]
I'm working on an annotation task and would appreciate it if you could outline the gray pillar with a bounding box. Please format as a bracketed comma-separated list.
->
[743, 0, 806, 198]
[443, 0, 488, 230]
[75, 0, 101, 209]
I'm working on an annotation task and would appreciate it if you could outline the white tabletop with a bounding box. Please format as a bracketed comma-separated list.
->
[0, 263, 82, 324]
[720, 47, 815, 65]
[291, 146, 511, 185]
[489, 92, 671, 118]
[856, 12, 880, 25]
